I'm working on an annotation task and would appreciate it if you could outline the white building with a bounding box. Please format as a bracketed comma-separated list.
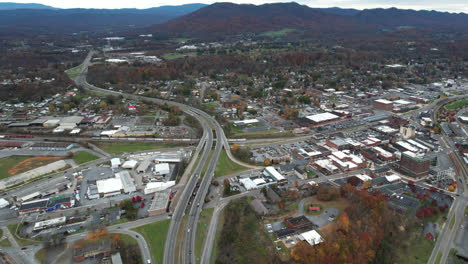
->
[154, 163, 170, 176]
[111, 158, 121, 169]
[122, 160, 138, 169]
[144, 181, 175, 195]
[96, 178, 123, 197]
[299, 230, 324, 246]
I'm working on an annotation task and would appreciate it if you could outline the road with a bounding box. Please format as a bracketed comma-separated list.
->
[74, 50, 255, 264]
[428, 134, 468, 264]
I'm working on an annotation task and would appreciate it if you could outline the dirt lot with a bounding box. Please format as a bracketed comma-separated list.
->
[7, 156, 64, 176]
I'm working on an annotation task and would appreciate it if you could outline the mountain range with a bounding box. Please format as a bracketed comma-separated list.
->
[0, 3, 207, 35]
[0, 2, 467, 37]
[154, 2, 468, 37]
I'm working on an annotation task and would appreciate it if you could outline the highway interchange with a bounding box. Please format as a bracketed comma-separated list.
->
[0, 50, 465, 264]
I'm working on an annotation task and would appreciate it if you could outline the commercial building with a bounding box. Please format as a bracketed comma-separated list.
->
[399, 151, 431, 178]
[154, 163, 170, 176]
[96, 178, 123, 197]
[148, 189, 171, 216]
[263, 166, 287, 184]
[298, 230, 324, 246]
[373, 99, 393, 111]
[305, 112, 340, 125]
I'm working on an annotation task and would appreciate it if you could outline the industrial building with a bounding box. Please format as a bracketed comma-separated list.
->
[33, 216, 66, 231]
[263, 166, 287, 184]
[305, 112, 340, 125]
[148, 189, 171, 216]
[298, 230, 324, 246]
[154, 163, 170, 176]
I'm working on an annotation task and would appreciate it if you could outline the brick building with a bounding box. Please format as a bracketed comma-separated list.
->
[399, 151, 431, 178]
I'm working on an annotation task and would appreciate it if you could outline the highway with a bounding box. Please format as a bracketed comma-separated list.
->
[73, 50, 256, 264]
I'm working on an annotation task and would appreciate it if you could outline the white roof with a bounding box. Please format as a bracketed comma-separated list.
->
[386, 174, 401, 182]
[239, 177, 258, 190]
[33, 216, 66, 230]
[394, 99, 412, 105]
[111, 158, 121, 167]
[97, 178, 123, 194]
[264, 166, 285, 181]
[0, 198, 9, 208]
[332, 151, 347, 160]
[144, 181, 175, 194]
[376, 125, 398, 133]
[122, 160, 138, 169]
[306, 112, 339, 123]
[375, 99, 393, 104]
[355, 174, 372, 181]
[253, 178, 266, 185]
[396, 141, 419, 152]
[115, 171, 136, 193]
[373, 147, 393, 158]
[154, 163, 170, 175]
[44, 119, 60, 124]
[234, 119, 259, 125]
[299, 230, 324, 246]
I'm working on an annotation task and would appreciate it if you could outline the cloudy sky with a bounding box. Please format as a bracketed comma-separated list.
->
[3, 0, 468, 13]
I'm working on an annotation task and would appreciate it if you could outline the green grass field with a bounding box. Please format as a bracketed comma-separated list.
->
[7, 224, 42, 246]
[0, 156, 33, 179]
[397, 225, 435, 264]
[214, 150, 249, 177]
[261, 28, 297, 38]
[445, 99, 468, 111]
[195, 208, 214, 263]
[72, 151, 99, 164]
[435, 252, 442, 264]
[229, 124, 294, 139]
[132, 219, 171, 264]
[94, 142, 188, 155]
[65, 64, 83, 79]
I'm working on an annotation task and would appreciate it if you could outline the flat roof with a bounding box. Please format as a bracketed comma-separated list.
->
[306, 112, 339, 123]
[299, 230, 324, 246]
[149, 189, 170, 211]
[96, 178, 122, 194]
[264, 166, 285, 181]
[375, 99, 393, 104]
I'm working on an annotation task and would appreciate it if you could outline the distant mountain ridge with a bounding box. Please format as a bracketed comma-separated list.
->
[0, 3, 207, 35]
[0, 2, 55, 10]
[154, 2, 373, 36]
[153, 2, 468, 37]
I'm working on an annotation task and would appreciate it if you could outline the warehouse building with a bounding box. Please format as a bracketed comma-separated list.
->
[96, 178, 123, 197]
[263, 166, 287, 184]
[154, 163, 170, 176]
[137, 160, 152, 173]
[305, 112, 340, 125]
[148, 189, 171, 216]
[115, 171, 136, 193]
[298, 230, 324, 246]
[144, 181, 175, 195]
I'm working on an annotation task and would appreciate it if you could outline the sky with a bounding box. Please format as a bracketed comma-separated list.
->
[3, 0, 468, 13]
